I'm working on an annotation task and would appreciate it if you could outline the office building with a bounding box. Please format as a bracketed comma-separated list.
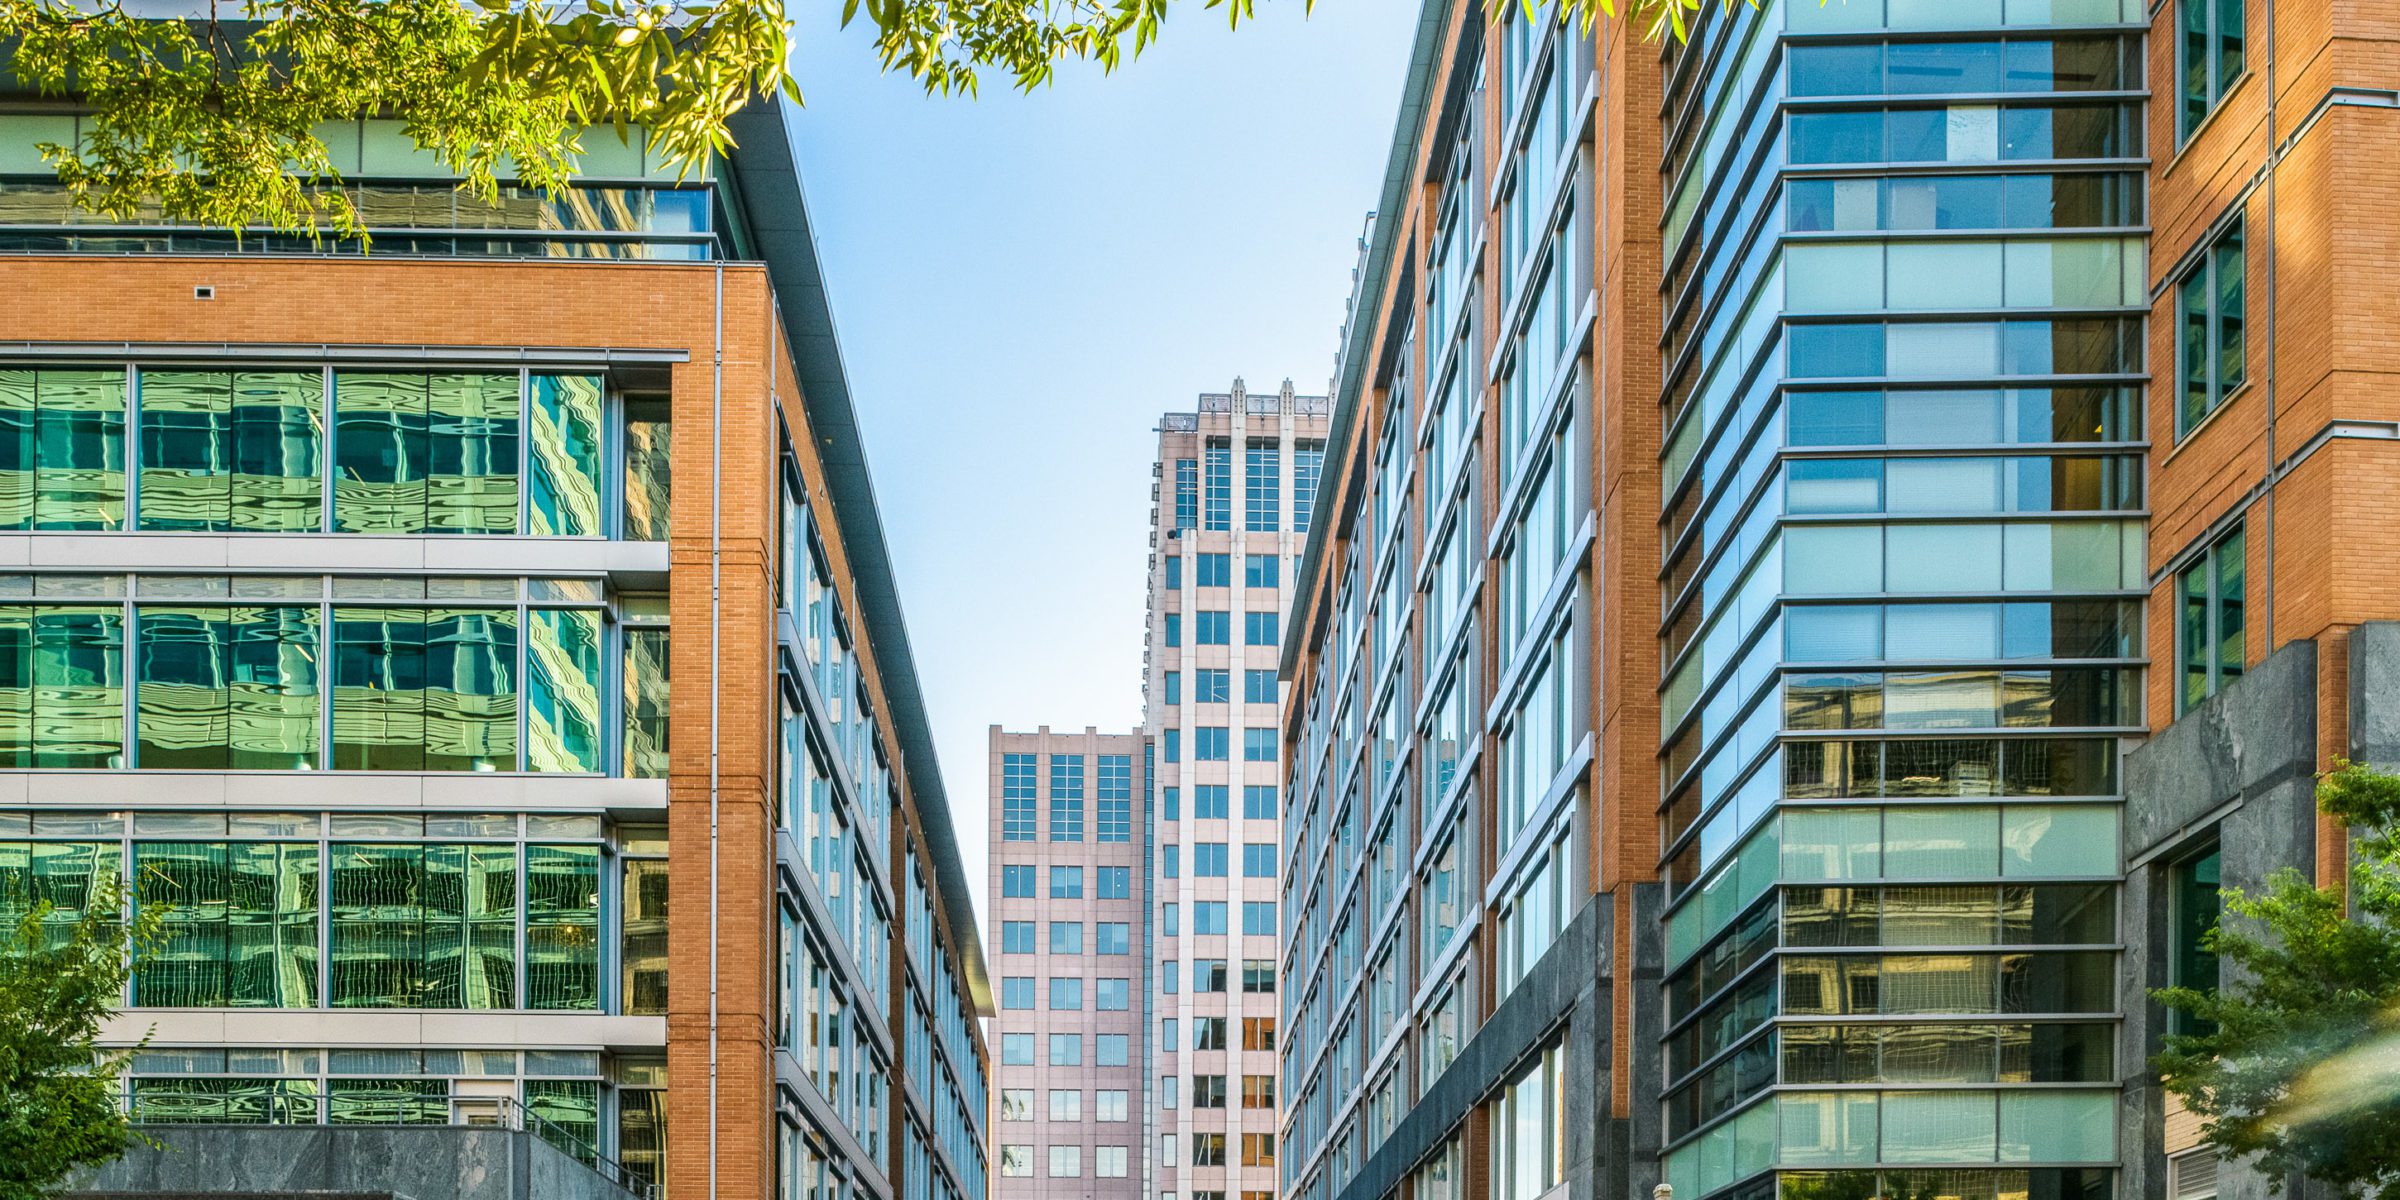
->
[0, 96, 992, 1200]
[1276, 9, 2397, 1200]
[986, 726, 1149, 1200]
[1149, 379, 1329, 1200]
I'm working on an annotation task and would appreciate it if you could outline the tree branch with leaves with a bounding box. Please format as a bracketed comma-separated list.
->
[2158, 759, 2400, 1200]
[0, 0, 1750, 239]
[0, 884, 164, 1200]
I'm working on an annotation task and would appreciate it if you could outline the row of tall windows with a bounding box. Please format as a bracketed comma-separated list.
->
[0, 579, 661, 774]
[0, 367, 668, 538]
[1171, 437, 1321, 533]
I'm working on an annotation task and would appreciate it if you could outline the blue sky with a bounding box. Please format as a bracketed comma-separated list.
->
[782, 3, 1419, 916]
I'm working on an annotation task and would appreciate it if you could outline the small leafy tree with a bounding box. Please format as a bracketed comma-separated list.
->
[2158, 759, 2400, 1200]
[0, 885, 162, 1200]
[0, 0, 1752, 240]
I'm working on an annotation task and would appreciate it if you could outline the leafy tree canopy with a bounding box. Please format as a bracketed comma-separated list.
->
[0, 0, 1748, 239]
[0, 887, 162, 1200]
[2159, 760, 2400, 1200]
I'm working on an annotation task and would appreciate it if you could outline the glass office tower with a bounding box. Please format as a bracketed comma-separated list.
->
[1654, 6, 2143, 1200]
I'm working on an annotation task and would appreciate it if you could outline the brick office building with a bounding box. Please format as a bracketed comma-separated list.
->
[1276, 10, 2397, 1200]
[0, 97, 990, 1200]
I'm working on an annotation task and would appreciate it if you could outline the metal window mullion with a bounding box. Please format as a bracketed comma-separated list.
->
[319, 369, 334, 532]
[120, 591, 137, 769]
[515, 825, 529, 1011]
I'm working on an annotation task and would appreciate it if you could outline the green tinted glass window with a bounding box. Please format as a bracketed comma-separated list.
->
[621, 857, 667, 1014]
[328, 842, 516, 1009]
[0, 606, 127, 768]
[525, 1079, 601, 1164]
[137, 370, 321, 531]
[427, 373, 519, 533]
[32, 369, 126, 530]
[327, 1078, 448, 1124]
[622, 626, 669, 778]
[622, 397, 671, 540]
[130, 1077, 317, 1124]
[526, 608, 602, 773]
[528, 374, 604, 536]
[333, 373, 429, 532]
[137, 606, 321, 769]
[333, 607, 516, 771]
[133, 841, 320, 1008]
[525, 843, 599, 1010]
[0, 839, 120, 948]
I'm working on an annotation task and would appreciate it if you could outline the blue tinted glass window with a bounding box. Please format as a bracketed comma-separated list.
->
[1789, 325, 1887, 379]
[1788, 392, 1885, 446]
[1789, 111, 1884, 164]
[1788, 43, 1883, 96]
[1887, 42, 2002, 95]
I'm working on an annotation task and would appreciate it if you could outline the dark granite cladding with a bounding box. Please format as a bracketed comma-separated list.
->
[2120, 636, 2326, 1200]
[1329, 892, 1625, 1200]
[70, 1125, 641, 1200]
[2349, 622, 2400, 766]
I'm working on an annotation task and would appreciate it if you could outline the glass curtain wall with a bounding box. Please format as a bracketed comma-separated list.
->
[1654, 7, 2143, 1200]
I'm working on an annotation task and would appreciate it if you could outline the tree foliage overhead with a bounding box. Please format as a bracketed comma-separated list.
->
[0, 0, 1746, 238]
[0, 886, 161, 1200]
[2158, 759, 2400, 1200]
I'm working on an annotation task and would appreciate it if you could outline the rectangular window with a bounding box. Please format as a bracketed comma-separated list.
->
[1244, 670, 1277, 705]
[1163, 786, 1180, 820]
[2179, 527, 2246, 711]
[1195, 669, 1231, 703]
[1001, 920, 1034, 953]
[1050, 976, 1083, 1010]
[1195, 727, 1229, 761]
[1097, 1091, 1128, 1121]
[1097, 1146, 1129, 1178]
[1193, 1074, 1227, 1108]
[1164, 845, 1179, 878]
[1242, 959, 1274, 993]
[1243, 785, 1277, 820]
[1000, 752, 1037, 841]
[1246, 555, 1280, 588]
[2169, 842, 2223, 1036]
[335, 372, 519, 534]
[130, 841, 319, 1008]
[1195, 785, 1229, 820]
[1243, 729, 1276, 762]
[1195, 843, 1229, 877]
[1245, 441, 1281, 532]
[1001, 864, 1035, 897]
[1197, 611, 1231, 645]
[1097, 1033, 1129, 1066]
[1050, 866, 1084, 898]
[1165, 554, 1182, 591]
[1166, 614, 1182, 648]
[1097, 866, 1131, 899]
[1098, 922, 1131, 954]
[999, 1089, 1032, 1121]
[1194, 901, 1228, 935]
[1243, 901, 1276, 936]
[1050, 753, 1085, 842]
[1050, 1145, 1081, 1177]
[1049, 1089, 1082, 1121]
[1194, 960, 1228, 993]
[1097, 977, 1130, 1010]
[1204, 440, 1232, 531]
[1098, 753, 1133, 842]
[1242, 843, 1276, 878]
[1164, 671, 1182, 705]
[136, 369, 324, 533]
[0, 369, 125, 530]
[135, 605, 320, 770]
[1164, 729, 1181, 763]
[1049, 1034, 1082, 1066]
[1197, 553, 1232, 587]
[1001, 977, 1033, 1009]
[1162, 904, 1179, 936]
[622, 395, 671, 541]
[1294, 440, 1325, 533]
[1193, 1016, 1227, 1048]
[622, 625, 669, 779]
[1051, 922, 1085, 954]
[1175, 458, 1199, 530]
[1001, 1034, 1033, 1065]
[1242, 1017, 1276, 1051]
[2180, 0, 2245, 142]
[2179, 224, 2246, 433]
[1241, 1133, 1276, 1167]
[1245, 611, 1280, 647]
[328, 842, 517, 1008]
[1492, 1041, 1567, 1200]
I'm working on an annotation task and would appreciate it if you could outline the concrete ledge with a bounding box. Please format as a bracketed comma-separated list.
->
[0, 533, 669, 584]
[100, 1010, 668, 1051]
